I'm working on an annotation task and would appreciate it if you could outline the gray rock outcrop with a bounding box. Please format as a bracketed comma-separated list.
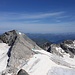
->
[0, 30, 41, 74]
[8, 30, 41, 68]
[0, 30, 17, 46]
[42, 40, 75, 58]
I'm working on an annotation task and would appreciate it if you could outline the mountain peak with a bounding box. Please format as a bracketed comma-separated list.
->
[0, 30, 41, 74]
[0, 30, 18, 46]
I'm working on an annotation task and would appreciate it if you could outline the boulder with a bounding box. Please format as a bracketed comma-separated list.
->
[17, 69, 29, 75]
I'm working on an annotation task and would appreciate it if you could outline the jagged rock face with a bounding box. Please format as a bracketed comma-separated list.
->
[60, 40, 75, 58]
[41, 42, 52, 50]
[8, 31, 41, 69]
[44, 40, 75, 58]
[49, 44, 64, 57]
[0, 30, 17, 46]
[1, 30, 75, 75]
[0, 30, 41, 73]
[62, 40, 73, 44]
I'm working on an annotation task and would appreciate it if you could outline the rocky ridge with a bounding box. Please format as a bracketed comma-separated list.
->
[0, 30, 75, 75]
[42, 40, 75, 58]
[0, 30, 41, 74]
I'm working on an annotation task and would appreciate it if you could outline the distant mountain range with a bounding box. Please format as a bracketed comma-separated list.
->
[0, 30, 75, 75]
[26, 33, 75, 44]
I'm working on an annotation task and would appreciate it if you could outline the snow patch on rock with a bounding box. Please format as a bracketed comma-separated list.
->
[21, 49, 75, 75]
[0, 43, 10, 73]
[19, 32, 22, 35]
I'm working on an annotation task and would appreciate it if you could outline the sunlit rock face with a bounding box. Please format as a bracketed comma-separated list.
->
[0, 30, 41, 74]
[0, 30, 75, 75]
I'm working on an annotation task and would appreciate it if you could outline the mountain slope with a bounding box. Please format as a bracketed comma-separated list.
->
[22, 49, 75, 75]
[0, 30, 75, 75]
[0, 30, 41, 74]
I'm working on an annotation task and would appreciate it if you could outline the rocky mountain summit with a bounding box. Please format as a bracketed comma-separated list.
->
[42, 40, 75, 58]
[0, 30, 75, 75]
[0, 30, 41, 75]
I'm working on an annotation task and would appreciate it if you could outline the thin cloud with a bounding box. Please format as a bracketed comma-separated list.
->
[24, 20, 40, 23]
[0, 11, 75, 33]
[22, 11, 64, 19]
[0, 11, 64, 21]
[56, 15, 69, 19]
[0, 21, 75, 33]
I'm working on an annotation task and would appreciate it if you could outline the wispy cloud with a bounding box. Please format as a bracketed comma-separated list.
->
[0, 11, 74, 24]
[0, 11, 64, 21]
[0, 11, 75, 33]
[56, 15, 69, 19]
[22, 11, 64, 19]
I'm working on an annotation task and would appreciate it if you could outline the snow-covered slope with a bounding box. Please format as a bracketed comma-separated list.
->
[0, 30, 75, 75]
[0, 30, 42, 74]
[0, 43, 10, 74]
[21, 49, 75, 75]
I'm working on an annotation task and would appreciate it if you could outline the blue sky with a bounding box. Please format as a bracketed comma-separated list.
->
[0, 0, 75, 33]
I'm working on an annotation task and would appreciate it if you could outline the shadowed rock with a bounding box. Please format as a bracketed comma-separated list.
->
[17, 69, 29, 75]
[0, 40, 3, 43]
[41, 42, 52, 50]
[0, 30, 17, 46]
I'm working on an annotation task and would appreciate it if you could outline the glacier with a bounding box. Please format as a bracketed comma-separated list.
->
[0, 30, 75, 75]
[21, 49, 75, 75]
